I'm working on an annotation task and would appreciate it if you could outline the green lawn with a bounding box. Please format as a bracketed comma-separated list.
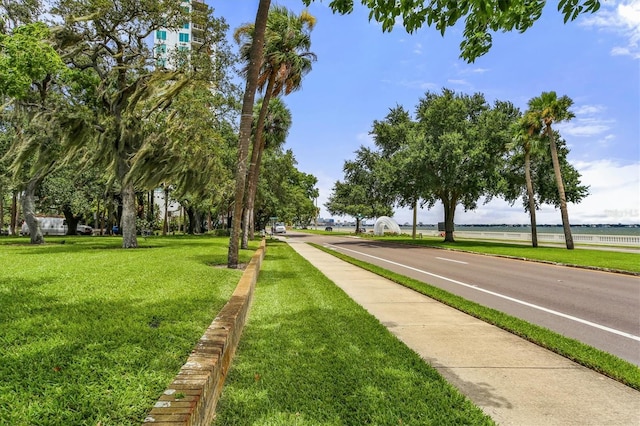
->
[3, 233, 636, 424]
[214, 240, 493, 426]
[0, 235, 256, 425]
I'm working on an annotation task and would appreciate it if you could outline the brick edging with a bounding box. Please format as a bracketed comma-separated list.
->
[143, 239, 266, 425]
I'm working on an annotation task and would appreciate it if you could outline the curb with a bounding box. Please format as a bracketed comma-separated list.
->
[143, 239, 266, 425]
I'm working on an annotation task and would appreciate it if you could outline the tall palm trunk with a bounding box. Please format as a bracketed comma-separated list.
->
[524, 145, 538, 247]
[228, 0, 271, 268]
[242, 79, 276, 249]
[547, 125, 574, 249]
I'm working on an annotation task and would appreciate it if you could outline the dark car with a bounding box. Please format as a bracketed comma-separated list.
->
[325, 226, 333, 231]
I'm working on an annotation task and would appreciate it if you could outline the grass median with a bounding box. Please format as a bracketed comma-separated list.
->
[309, 242, 640, 391]
[0, 235, 256, 425]
[214, 239, 493, 425]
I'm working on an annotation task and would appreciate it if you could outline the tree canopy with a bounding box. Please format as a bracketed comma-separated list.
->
[325, 146, 394, 232]
[303, 0, 601, 61]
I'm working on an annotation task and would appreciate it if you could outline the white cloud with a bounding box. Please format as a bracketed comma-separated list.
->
[573, 104, 606, 115]
[580, 0, 640, 58]
[557, 103, 614, 137]
[387, 78, 437, 90]
[389, 159, 640, 225]
[559, 120, 613, 137]
[465, 67, 490, 74]
[447, 78, 470, 86]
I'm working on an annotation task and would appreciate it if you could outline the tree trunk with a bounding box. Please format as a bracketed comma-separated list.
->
[137, 192, 145, 219]
[100, 198, 105, 236]
[106, 197, 114, 235]
[186, 206, 196, 234]
[242, 77, 276, 249]
[412, 199, 417, 239]
[10, 190, 18, 235]
[194, 210, 202, 234]
[524, 147, 538, 247]
[443, 198, 456, 243]
[228, 0, 271, 268]
[248, 210, 254, 239]
[163, 186, 169, 236]
[62, 206, 80, 235]
[547, 126, 574, 249]
[148, 190, 154, 222]
[95, 198, 100, 232]
[22, 177, 44, 244]
[120, 180, 138, 248]
[0, 192, 4, 233]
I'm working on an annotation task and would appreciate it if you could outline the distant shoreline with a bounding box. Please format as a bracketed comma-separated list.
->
[318, 223, 640, 236]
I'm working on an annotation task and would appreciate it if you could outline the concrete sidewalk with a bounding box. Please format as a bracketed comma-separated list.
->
[284, 237, 640, 426]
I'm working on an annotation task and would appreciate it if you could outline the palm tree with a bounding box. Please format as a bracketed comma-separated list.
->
[234, 6, 317, 249]
[512, 112, 543, 247]
[528, 92, 576, 249]
[246, 97, 292, 237]
[228, 0, 271, 268]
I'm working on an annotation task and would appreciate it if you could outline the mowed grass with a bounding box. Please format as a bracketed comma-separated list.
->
[214, 240, 494, 426]
[368, 235, 640, 274]
[0, 235, 256, 425]
[310, 243, 640, 391]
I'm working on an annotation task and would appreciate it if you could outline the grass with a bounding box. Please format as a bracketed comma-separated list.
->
[0, 235, 257, 425]
[214, 240, 494, 426]
[363, 235, 640, 274]
[309, 242, 640, 391]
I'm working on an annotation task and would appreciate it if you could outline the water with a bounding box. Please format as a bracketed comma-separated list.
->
[397, 224, 640, 236]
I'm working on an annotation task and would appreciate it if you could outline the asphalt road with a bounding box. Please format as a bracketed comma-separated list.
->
[284, 232, 640, 365]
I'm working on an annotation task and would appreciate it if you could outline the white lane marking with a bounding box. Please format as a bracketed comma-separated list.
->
[328, 244, 640, 342]
[436, 256, 468, 265]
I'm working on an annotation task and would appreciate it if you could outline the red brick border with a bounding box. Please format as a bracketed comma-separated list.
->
[143, 239, 266, 425]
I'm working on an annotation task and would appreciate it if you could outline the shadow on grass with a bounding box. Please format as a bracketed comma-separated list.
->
[2, 235, 248, 258]
[0, 274, 230, 425]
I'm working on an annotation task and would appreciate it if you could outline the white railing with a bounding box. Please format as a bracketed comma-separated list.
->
[446, 231, 640, 247]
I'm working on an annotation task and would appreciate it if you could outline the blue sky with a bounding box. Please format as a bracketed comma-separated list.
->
[210, 1, 639, 225]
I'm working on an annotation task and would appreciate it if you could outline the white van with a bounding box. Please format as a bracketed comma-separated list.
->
[21, 217, 68, 236]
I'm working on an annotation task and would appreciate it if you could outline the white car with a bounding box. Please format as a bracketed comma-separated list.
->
[274, 224, 286, 234]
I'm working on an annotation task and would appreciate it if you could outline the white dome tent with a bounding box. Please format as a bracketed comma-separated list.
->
[373, 216, 401, 236]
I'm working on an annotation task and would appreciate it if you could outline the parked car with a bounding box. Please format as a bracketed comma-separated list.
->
[325, 226, 333, 231]
[274, 224, 286, 234]
[76, 224, 94, 235]
[21, 217, 67, 236]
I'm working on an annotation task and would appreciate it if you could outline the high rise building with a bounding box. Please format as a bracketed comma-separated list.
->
[153, 0, 207, 68]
